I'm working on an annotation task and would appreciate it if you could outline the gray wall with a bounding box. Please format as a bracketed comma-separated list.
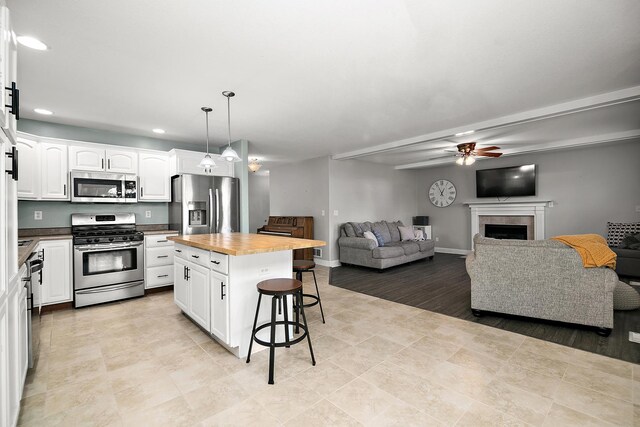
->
[18, 201, 168, 228]
[269, 156, 331, 261]
[412, 140, 640, 250]
[328, 158, 417, 260]
[248, 173, 270, 233]
[269, 156, 418, 262]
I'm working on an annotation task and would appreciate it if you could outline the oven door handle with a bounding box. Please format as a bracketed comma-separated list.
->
[76, 281, 143, 294]
[75, 242, 144, 251]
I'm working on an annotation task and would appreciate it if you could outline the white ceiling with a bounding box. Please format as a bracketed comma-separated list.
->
[8, 0, 640, 169]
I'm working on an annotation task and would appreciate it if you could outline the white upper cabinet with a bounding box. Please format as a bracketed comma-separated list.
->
[138, 151, 170, 201]
[40, 143, 69, 200]
[1, 6, 18, 144]
[106, 149, 137, 174]
[169, 149, 234, 177]
[69, 146, 105, 171]
[16, 138, 39, 199]
[69, 146, 137, 173]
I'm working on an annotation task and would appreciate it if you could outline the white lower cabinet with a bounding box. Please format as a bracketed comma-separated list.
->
[0, 303, 8, 427]
[210, 271, 229, 345]
[35, 239, 73, 306]
[173, 245, 230, 344]
[6, 266, 27, 427]
[144, 234, 176, 289]
[173, 257, 189, 312]
[188, 264, 210, 330]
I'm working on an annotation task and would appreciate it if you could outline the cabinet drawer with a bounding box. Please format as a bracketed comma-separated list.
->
[173, 244, 188, 259]
[146, 246, 174, 267]
[188, 247, 210, 268]
[145, 234, 177, 248]
[209, 251, 228, 275]
[146, 265, 174, 288]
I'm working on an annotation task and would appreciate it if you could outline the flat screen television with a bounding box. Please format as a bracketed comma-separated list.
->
[476, 164, 536, 197]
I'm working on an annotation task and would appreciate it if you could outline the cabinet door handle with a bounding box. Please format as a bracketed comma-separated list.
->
[63, 184, 67, 196]
[221, 282, 226, 299]
[5, 146, 18, 181]
[4, 82, 19, 119]
[157, 240, 168, 243]
[157, 274, 169, 278]
[157, 255, 168, 259]
[175, 249, 182, 253]
[191, 255, 199, 259]
[183, 265, 186, 280]
[140, 187, 143, 198]
[186, 267, 190, 280]
[101, 158, 104, 169]
[211, 260, 220, 265]
[108, 159, 111, 169]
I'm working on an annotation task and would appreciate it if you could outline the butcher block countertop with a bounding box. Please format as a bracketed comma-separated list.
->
[168, 233, 326, 256]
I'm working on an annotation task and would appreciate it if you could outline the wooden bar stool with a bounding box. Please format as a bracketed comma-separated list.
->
[293, 260, 325, 328]
[246, 278, 316, 384]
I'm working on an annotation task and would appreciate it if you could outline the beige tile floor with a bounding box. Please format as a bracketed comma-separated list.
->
[18, 266, 639, 426]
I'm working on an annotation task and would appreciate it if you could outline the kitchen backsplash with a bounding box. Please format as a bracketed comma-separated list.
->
[18, 201, 168, 228]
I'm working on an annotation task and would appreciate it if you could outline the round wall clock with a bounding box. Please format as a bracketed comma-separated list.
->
[429, 179, 457, 207]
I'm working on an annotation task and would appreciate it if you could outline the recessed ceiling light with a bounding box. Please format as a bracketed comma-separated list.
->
[33, 108, 53, 115]
[152, 128, 165, 134]
[455, 130, 475, 137]
[17, 36, 49, 51]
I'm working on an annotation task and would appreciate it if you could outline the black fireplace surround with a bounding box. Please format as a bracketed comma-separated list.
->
[485, 224, 527, 240]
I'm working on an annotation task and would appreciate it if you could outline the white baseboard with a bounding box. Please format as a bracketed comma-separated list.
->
[314, 258, 341, 268]
[435, 247, 472, 255]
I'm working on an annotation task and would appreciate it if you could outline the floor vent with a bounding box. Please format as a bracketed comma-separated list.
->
[313, 248, 322, 258]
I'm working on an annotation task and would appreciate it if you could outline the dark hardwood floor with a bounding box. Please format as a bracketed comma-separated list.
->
[330, 254, 640, 364]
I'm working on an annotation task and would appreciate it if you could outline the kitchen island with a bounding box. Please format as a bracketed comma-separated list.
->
[168, 233, 325, 358]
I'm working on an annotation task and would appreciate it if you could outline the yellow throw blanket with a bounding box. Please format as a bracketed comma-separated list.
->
[551, 234, 617, 269]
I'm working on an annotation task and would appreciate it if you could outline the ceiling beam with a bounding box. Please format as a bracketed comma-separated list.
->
[332, 85, 640, 161]
[393, 130, 640, 170]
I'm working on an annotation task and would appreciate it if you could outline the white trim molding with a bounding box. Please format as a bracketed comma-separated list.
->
[315, 258, 341, 268]
[435, 247, 472, 255]
[467, 201, 550, 248]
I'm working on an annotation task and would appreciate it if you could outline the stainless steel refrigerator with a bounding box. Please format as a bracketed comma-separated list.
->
[169, 175, 240, 235]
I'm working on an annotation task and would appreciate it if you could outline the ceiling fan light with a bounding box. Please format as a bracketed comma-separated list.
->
[456, 157, 464, 165]
[465, 156, 476, 165]
[221, 145, 242, 162]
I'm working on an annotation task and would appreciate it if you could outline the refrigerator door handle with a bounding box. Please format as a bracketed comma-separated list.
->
[215, 188, 220, 233]
[209, 188, 214, 234]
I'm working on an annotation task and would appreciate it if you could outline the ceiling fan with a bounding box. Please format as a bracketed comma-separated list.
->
[455, 142, 502, 165]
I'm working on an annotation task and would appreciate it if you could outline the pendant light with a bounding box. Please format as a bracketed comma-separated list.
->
[198, 107, 216, 173]
[220, 91, 242, 162]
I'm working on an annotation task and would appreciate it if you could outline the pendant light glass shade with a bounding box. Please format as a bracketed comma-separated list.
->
[456, 154, 476, 166]
[198, 107, 216, 173]
[222, 91, 242, 162]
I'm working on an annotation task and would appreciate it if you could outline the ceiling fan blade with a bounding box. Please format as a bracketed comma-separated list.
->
[477, 152, 503, 157]
[475, 146, 501, 152]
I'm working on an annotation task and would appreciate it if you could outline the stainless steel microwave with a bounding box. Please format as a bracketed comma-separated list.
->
[70, 171, 137, 203]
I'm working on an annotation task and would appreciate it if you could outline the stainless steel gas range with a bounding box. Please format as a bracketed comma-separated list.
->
[72, 213, 145, 307]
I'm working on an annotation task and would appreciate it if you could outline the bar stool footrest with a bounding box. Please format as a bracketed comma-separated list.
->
[253, 320, 309, 348]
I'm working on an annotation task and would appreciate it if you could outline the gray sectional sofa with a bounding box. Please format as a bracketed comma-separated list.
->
[338, 220, 435, 270]
[466, 234, 617, 335]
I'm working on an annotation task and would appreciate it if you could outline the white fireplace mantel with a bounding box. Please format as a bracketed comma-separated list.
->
[466, 201, 551, 248]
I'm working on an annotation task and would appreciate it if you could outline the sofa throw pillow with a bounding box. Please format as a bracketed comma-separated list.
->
[414, 229, 425, 241]
[371, 221, 392, 244]
[363, 231, 379, 247]
[349, 222, 365, 237]
[371, 229, 385, 246]
[386, 221, 401, 242]
[398, 226, 415, 241]
[343, 223, 356, 237]
[607, 222, 640, 246]
[619, 233, 640, 250]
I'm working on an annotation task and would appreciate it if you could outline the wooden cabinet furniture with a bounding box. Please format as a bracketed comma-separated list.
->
[257, 216, 315, 260]
[17, 137, 70, 200]
[16, 137, 39, 199]
[144, 233, 177, 289]
[138, 152, 170, 201]
[1, 5, 18, 144]
[69, 146, 137, 173]
[169, 149, 234, 177]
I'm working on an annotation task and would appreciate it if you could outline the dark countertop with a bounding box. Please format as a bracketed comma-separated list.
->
[17, 235, 73, 269]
